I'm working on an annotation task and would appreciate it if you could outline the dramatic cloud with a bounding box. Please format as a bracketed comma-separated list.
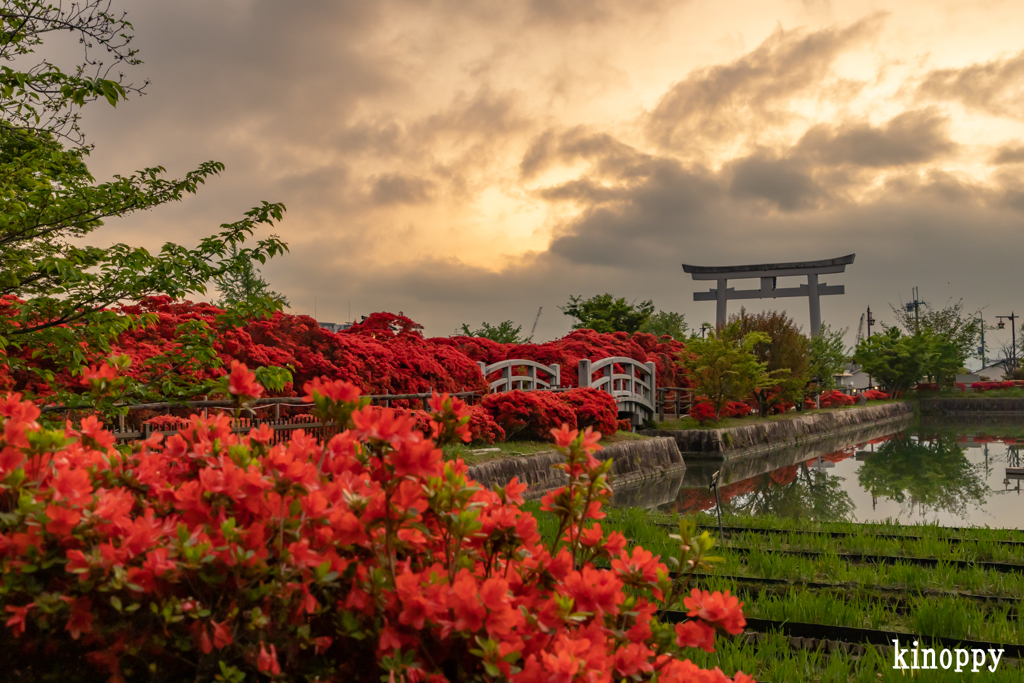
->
[73, 0, 1024, 353]
[918, 51, 1024, 119]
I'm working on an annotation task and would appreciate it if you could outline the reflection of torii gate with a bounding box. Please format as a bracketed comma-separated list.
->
[682, 254, 855, 337]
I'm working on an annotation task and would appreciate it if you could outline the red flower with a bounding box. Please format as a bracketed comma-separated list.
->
[683, 589, 746, 635]
[5, 603, 34, 635]
[257, 641, 281, 674]
[303, 377, 360, 403]
[227, 361, 263, 399]
[675, 619, 716, 652]
[44, 505, 82, 537]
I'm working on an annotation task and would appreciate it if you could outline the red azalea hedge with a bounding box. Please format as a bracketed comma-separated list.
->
[2, 298, 689, 403]
[0, 371, 750, 683]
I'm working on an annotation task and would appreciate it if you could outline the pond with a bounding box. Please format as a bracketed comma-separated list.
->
[658, 418, 1024, 530]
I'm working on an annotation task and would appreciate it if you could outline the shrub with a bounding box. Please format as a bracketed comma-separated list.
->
[818, 390, 855, 408]
[689, 401, 718, 424]
[481, 389, 577, 441]
[0, 368, 749, 682]
[862, 389, 890, 401]
[558, 387, 619, 435]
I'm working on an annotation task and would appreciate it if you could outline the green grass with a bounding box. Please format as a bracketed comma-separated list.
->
[527, 506, 1024, 680]
[655, 400, 905, 431]
[444, 430, 649, 465]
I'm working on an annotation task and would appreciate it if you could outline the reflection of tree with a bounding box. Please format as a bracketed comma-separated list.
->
[724, 463, 856, 522]
[857, 434, 989, 517]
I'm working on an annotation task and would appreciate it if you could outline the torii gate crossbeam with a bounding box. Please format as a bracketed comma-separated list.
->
[682, 254, 855, 337]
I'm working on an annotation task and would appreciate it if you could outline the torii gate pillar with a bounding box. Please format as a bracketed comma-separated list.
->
[683, 255, 855, 337]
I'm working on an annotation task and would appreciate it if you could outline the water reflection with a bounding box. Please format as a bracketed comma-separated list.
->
[857, 434, 989, 518]
[667, 419, 1024, 528]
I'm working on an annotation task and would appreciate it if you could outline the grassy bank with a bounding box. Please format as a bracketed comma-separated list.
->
[528, 506, 1024, 681]
[655, 400, 905, 431]
[444, 429, 649, 465]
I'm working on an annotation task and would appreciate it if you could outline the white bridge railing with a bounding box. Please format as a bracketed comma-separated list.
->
[478, 360, 560, 393]
[578, 357, 657, 426]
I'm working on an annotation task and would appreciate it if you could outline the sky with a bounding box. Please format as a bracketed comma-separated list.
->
[72, 0, 1024, 353]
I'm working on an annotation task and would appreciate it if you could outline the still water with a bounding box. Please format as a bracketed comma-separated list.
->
[655, 419, 1024, 530]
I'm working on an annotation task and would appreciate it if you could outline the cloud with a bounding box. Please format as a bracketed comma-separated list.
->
[726, 152, 823, 210]
[990, 144, 1024, 164]
[370, 173, 436, 205]
[797, 109, 956, 167]
[644, 14, 884, 151]
[917, 50, 1024, 119]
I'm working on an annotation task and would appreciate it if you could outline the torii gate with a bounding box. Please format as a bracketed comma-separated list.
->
[682, 254, 855, 337]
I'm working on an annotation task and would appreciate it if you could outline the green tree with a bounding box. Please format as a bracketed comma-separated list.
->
[890, 299, 980, 370]
[0, 1, 288, 405]
[852, 328, 933, 395]
[858, 434, 988, 517]
[560, 293, 654, 334]
[680, 321, 773, 419]
[638, 310, 688, 339]
[458, 320, 526, 344]
[730, 309, 809, 416]
[215, 243, 290, 309]
[808, 323, 849, 390]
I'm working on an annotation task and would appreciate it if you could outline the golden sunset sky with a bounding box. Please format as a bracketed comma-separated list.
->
[79, 0, 1024, 352]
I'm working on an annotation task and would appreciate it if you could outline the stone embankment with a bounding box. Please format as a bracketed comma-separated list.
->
[641, 402, 914, 458]
[466, 437, 685, 501]
[919, 397, 1024, 416]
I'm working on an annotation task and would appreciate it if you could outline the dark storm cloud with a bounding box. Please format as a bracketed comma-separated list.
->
[797, 110, 956, 167]
[644, 14, 883, 150]
[370, 174, 436, 205]
[726, 152, 823, 211]
[991, 145, 1024, 164]
[917, 50, 1024, 118]
[546, 159, 723, 267]
[520, 126, 653, 179]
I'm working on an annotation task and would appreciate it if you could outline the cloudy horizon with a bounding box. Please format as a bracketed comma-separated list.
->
[72, 0, 1024, 358]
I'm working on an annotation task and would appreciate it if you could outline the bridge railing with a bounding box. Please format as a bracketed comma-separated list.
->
[478, 359, 560, 393]
[578, 357, 656, 426]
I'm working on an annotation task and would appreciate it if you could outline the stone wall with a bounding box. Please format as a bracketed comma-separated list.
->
[641, 402, 914, 457]
[465, 437, 686, 500]
[919, 398, 1024, 415]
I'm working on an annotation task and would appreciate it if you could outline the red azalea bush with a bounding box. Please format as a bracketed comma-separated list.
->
[724, 402, 751, 418]
[861, 389, 890, 401]
[0, 368, 750, 682]
[818, 390, 855, 408]
[557, 388, 619, 435]
[972, 381, 1016, 392]
[688, 402, 718, 424]
[481, 390, 578, 441]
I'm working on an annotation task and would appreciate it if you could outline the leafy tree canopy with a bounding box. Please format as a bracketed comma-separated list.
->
[638, 309, 688, 340]
[852, 327, 960, 394]
[729, 308, 808, 414]
[890, 299, 980, 367]
[215, 243, 290, 309]
[680, 321, 773, 419]
[458, 320, 526, 344]
[560, 293, 654, 334]
[808, 323, 849, 390]
[0, 0, 289, 402]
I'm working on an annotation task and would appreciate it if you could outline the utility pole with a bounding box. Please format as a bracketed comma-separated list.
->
[978, 312, 986, 368]
[905, 287, 924, 333]
[996, 313, 1019, 372]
